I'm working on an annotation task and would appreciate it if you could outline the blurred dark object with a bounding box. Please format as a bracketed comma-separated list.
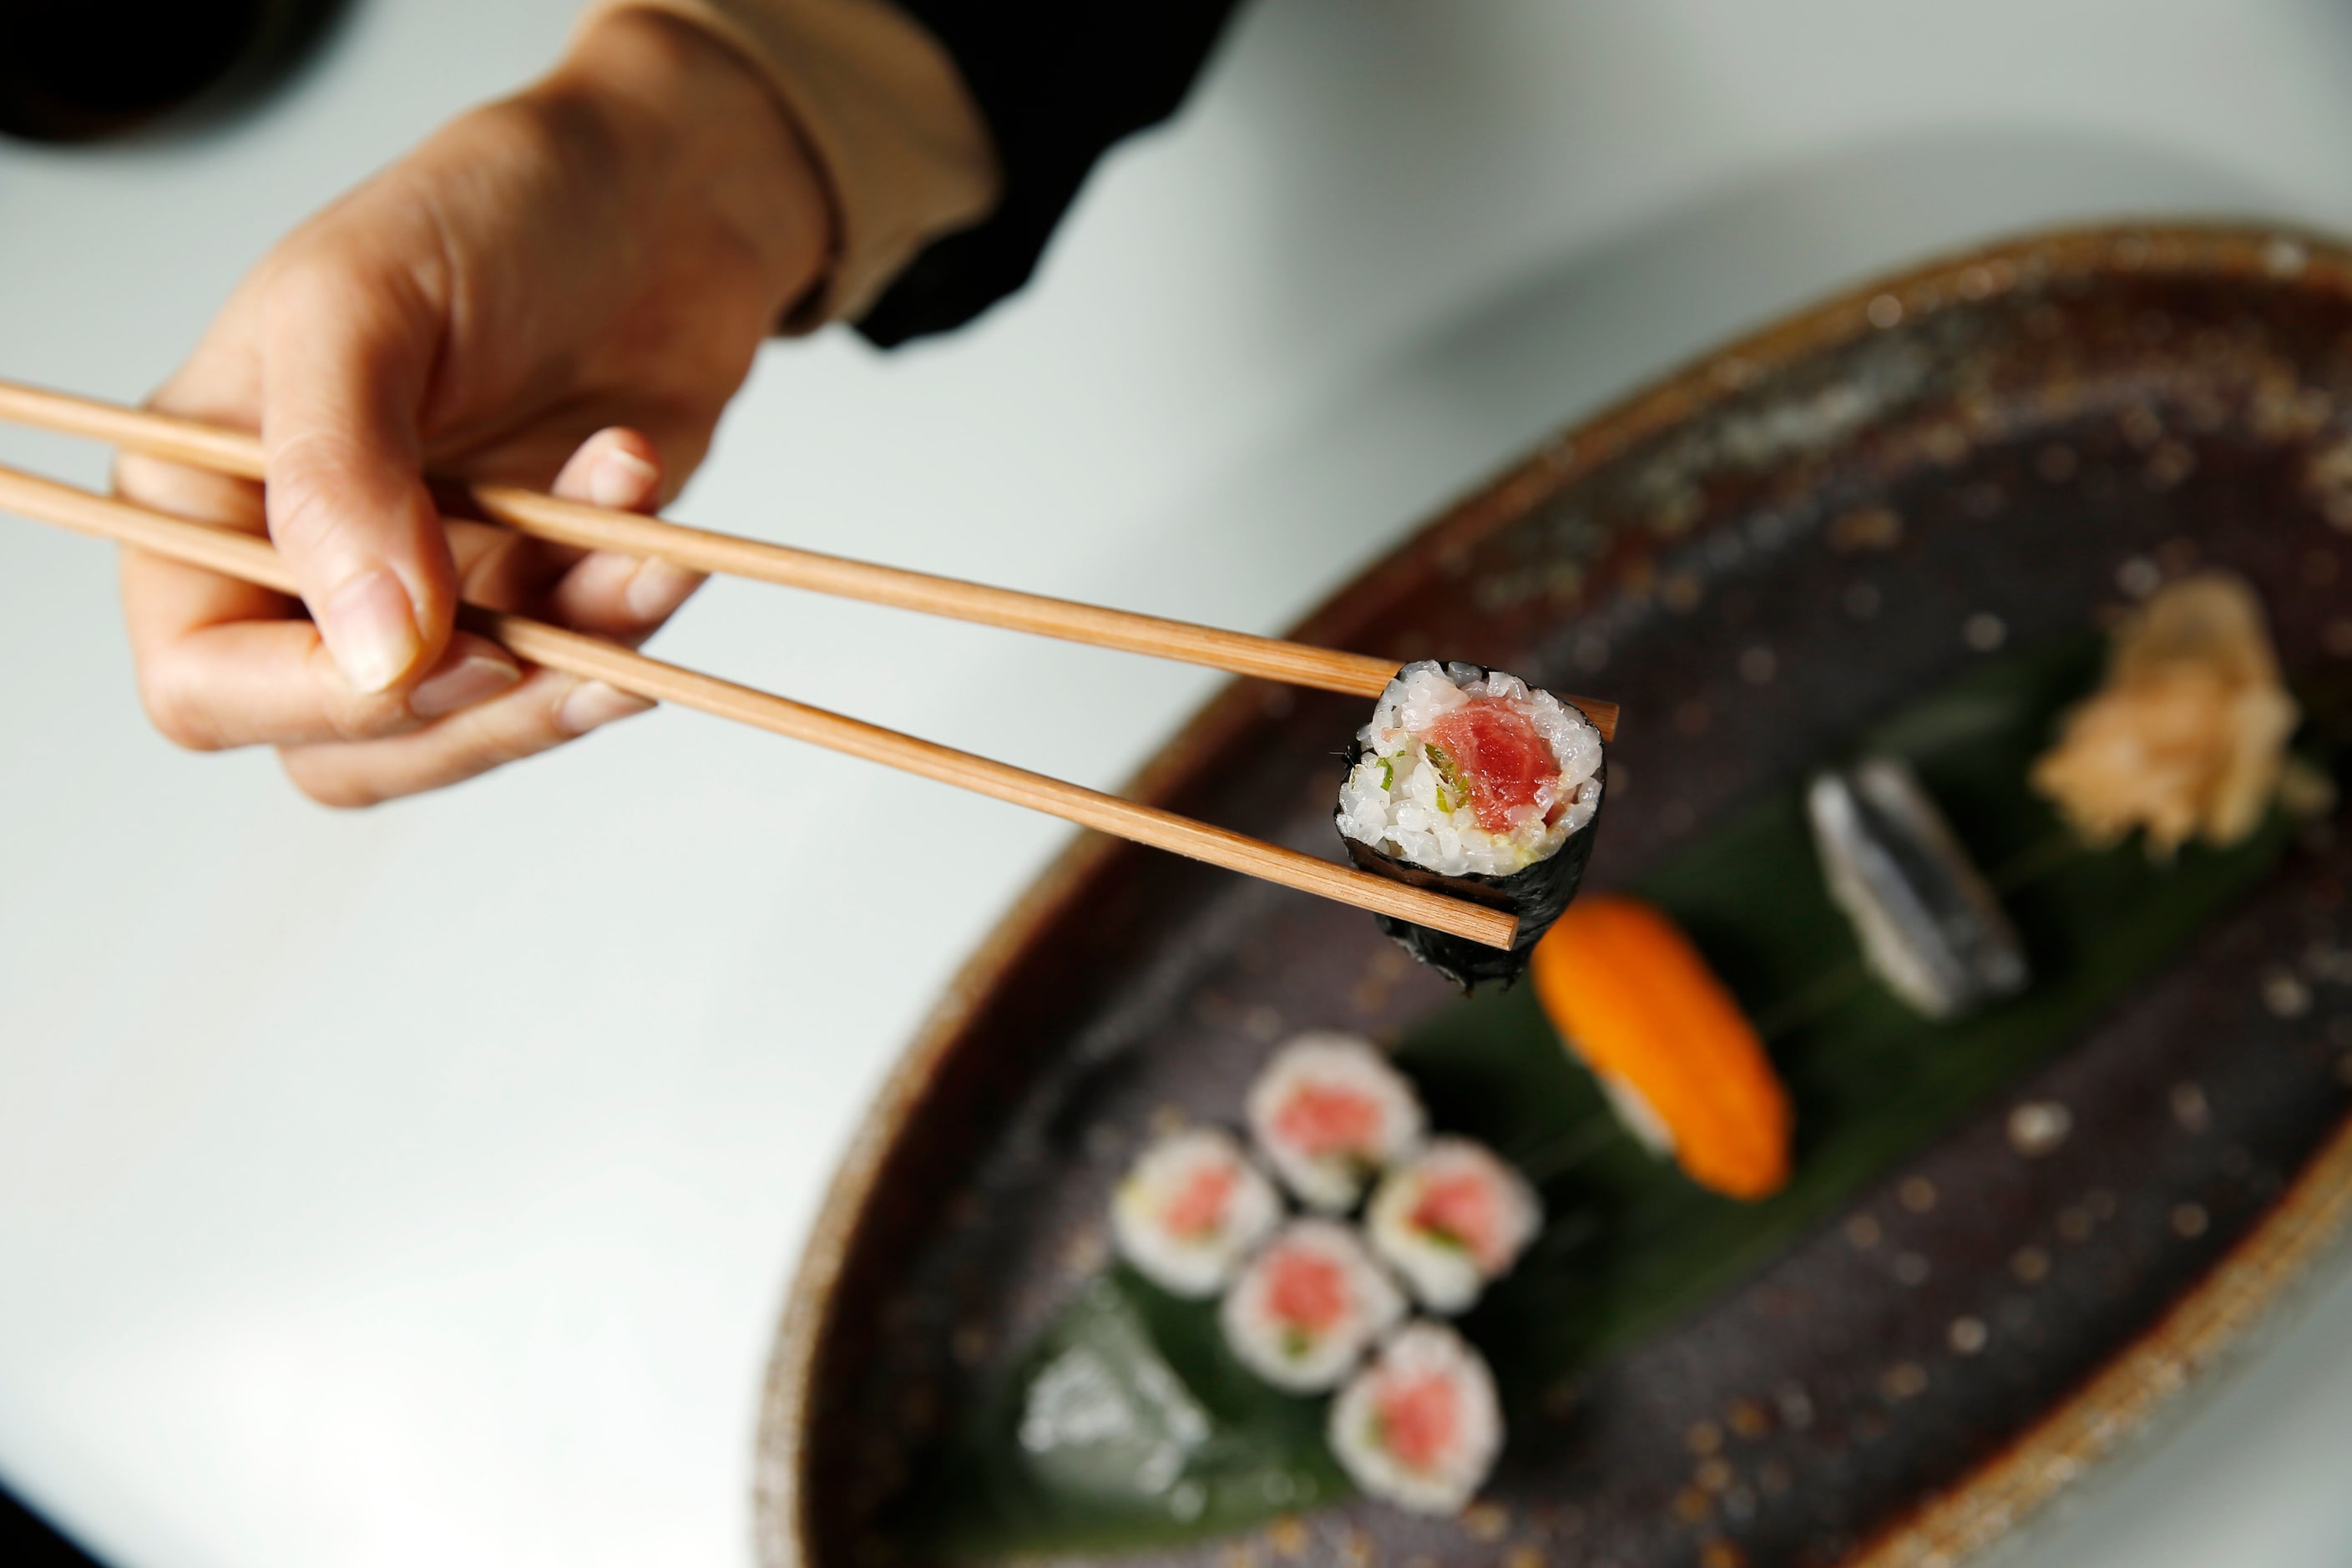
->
[0, 1479, 104, 1568]
[860, 0, 1244, 346]
[0, 0, 348, 144]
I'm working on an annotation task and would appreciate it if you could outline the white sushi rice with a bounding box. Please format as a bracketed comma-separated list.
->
[1328, 1321, 1504, 1515]
[1111, 1128, 1282, 1297]
[1245, 1032, 1427, 1211]
[1335, 661, 1604, 878]
[1596, 1070, 1678, 1157]
[1367, 1138, 1542, 1313]
[1219, 1219, 1406, 1392]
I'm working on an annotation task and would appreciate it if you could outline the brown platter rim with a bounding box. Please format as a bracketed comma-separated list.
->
[753, 220, 2352, 1568]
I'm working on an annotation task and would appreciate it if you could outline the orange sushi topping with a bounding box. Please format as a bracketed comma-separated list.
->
[1530, 894, 1793, 1201]
[1376, 1373, 1462, 1471]
[1162, 1163, 1239, 1237]
[1264, 1247, 1351, 1332]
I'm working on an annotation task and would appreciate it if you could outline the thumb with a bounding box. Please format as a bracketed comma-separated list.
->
[259, 257, 457, 695]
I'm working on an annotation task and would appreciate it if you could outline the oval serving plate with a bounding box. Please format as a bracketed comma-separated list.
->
[756, 225, 2352, 1568]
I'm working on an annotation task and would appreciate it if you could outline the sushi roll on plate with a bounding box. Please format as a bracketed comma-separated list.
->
[1111, 1127, 1282, 1297]
[1219, 1219, 1407, 1392]
[1246, 1032, 1426, 1211]
[1367, 1138, 1541, 1313]
[1336, 660, 1606, 989]
[1328, 1321, 1504, 1515]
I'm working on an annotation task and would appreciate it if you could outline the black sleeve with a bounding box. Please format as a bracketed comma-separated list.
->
[854, 0, 1247, 347]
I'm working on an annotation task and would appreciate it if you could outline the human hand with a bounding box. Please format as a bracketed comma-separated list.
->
[116, 8, 832, 805]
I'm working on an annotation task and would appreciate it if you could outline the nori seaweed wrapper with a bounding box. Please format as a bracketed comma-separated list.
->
[1334, 670, 1606, 991]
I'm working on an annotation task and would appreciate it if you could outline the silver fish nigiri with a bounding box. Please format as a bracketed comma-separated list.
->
[1807, 757, 2028, 1019]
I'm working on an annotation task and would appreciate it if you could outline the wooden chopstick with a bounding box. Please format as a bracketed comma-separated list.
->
[0, 378, 1619, 741]
[0, 461, 1521, 952]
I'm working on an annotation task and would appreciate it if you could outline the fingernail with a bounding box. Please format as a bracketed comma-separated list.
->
[410, 651, 522, 718]
[586, 448, 660, 509]
[317, 569, 422, 693]
[623, 559, 704, 623]
[557, 680, 652, 736]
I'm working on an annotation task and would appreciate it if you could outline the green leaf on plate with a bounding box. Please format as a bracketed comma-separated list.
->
[924, 635, 2302, 1556]
[929, 1268, 1349, 1556]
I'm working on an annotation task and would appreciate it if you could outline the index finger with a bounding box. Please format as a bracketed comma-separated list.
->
[116, 345, 288, 679]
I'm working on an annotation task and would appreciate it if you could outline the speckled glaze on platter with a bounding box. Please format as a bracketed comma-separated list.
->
[755, 225, 2352, 1568]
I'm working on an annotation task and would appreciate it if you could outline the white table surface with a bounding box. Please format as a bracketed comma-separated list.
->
[5, 2, 2352, 1564]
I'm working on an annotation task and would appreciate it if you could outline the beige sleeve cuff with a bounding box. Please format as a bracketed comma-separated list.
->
[580, 0, 1000, 329]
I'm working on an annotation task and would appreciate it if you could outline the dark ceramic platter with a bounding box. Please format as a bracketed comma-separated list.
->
[757, 227, 2352, 1568]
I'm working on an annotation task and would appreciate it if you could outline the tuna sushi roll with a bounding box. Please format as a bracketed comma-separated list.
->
[1366, 1137, 1541, 1313]
[1246, 1032, 1426, 1211]
[1328, 1321, 1504, 1515]
[1111, 1127, 1282, 1297]
[1335, 661, 1606, 989]
[1218, 1219, 1407, 1392]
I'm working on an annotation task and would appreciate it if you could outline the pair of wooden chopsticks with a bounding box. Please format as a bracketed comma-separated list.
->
[0, 378, 1616, 950]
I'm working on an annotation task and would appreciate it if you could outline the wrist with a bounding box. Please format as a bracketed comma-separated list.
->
[536, 5, 836, 321]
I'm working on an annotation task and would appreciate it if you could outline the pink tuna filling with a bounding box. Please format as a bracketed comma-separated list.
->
[1410, 1171, 1505, 1268]
[1420, 698, 1563, 835]
[1271, 1081, 1385, 1158]
[1375, 1372, 1463, 1473]
[1263, 1247, 1351, 1334]
[1162, 1164, 1237, 1238]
